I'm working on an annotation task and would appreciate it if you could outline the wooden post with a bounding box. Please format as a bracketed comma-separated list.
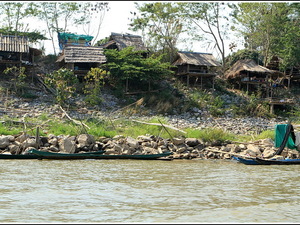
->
[35, 126, 40, 149]
[270, 103, 274, 114]
[187, 75, 189, 87]
[126, 78, 129, 93]
[201, 75, 203, 89]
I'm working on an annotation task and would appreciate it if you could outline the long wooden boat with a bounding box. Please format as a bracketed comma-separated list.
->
[0, 153, 39, 159]
[232, 156, 259, 165]
[254, 157, 300, 165]
[28, 149, 173, 160]
[0, 149, 106, 160]
[232, 155, 300, 165]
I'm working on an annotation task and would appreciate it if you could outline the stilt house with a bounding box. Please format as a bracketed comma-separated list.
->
[171, 51, 222, 89]
[225, 59, 294, 113]
[56, 32, 106, 77]
[56, 45, 106, 77]
[0, 34, 42, 73]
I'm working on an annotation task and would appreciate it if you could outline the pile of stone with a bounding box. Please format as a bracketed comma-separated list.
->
[1, 133, 299, 160]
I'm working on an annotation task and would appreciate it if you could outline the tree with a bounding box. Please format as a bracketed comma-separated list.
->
[84, 68, 106, 107]
[179, 2, 231, 74]
[75, 2, 110, 46]
[44, 68, 78, 105]
[0, 2, 35, 33]
[225, 49, 263, 69]
[103, 47, 173, 92]
[230, 2, 300, 70]
[129, 2, 184, 63]
[34, 2, 83, 55]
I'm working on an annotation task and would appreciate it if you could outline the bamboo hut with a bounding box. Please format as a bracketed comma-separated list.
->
[225, 59, 294, 113]
[101, 32, 148, 56]
[172, 51, 222, 89]
[56, 45, 106, 77]
[0, 34, 42, 73]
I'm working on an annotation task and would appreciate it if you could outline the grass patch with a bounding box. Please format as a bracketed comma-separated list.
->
[0, 122, 22, 135]
[255, 129, 275, 140]
[185, 128, 235, 143]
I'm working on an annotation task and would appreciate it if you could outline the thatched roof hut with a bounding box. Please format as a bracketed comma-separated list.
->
[101, 32, 148, 51]
[56, 45, 106, 77]
[56, 45, 106, 64]
[171, 51, 221, 89]
[172, 51, 222, 67]
[225, 59, 283, 80]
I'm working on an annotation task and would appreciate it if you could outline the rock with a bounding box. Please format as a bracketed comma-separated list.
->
[77, 134, 95, 148]
[185, 138, 200, 147]
[172, 138, 185, 145]
[0, 136, 12, 149]
[58, 136, 76, 153]
[246, 144, 261, 155]
[260, 138, 274, 146]
[112, 135, 124, 140]
[126, 137, 139, 148]
[262, 147, 276, 158]
[21, 138, 38, 150]
[15, 134, 29, 143]
[8, 144, 21, 155]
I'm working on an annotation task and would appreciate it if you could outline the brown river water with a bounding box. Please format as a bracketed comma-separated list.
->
[0, 158, 300, 223]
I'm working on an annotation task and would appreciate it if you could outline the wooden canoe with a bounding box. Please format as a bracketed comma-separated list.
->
[0, 153, 39, 159]
[0, 149, 106, 160]
[28, 149, 173, 160]
[254, 157, 300, 165]
[232, 156, 259, 165]
[27, 149, 107, 160]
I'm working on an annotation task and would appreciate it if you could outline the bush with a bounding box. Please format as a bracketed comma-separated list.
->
[44, 68, 78, 105]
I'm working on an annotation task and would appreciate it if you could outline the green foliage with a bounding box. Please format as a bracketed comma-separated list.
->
[186, 128, 235, 143]
[0, 122, 21, 135]
[256, 129, 275, 141]
[179, 2, 230, 71]
[103, 47, 173, 90]
[225, 49, 263, 68]
[129, 2, 184, 62]
[83, 68, 106, 107]
[3, 66, 26, 95]
[184, 88, 226, 116]
[94, 36, 109, 46]
[231, 2, 299, 68]
[230, 93, 272, 117]
[44, 68, 78, 105]
[0, 28, 47, 43]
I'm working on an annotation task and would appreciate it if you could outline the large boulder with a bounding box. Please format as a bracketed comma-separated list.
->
[77, 134, 95, 148]
[58, 136, 76, 153]
[0, 135, 14, 149]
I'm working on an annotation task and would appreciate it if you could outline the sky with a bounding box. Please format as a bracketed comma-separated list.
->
[34, 1, 241, 59]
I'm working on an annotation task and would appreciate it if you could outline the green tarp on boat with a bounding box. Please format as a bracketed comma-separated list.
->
[274, 124, 296, 149]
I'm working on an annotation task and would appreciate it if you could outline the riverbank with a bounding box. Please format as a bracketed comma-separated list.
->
[1, 130, 299, 160]
[0, 78, 294, 159]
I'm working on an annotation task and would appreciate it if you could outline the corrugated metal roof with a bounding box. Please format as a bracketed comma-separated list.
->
[0, 34, 29, 53]
[56, 45, 106, 63]
[225, 59, 283, 79]
[172, 51, 222, 67]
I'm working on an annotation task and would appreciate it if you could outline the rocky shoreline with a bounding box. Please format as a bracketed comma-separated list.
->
[0, 132, 299, 160]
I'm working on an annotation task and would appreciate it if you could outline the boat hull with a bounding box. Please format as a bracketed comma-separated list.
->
[254, 157, 300, 165]
[232, 156, 259, 165]
[0, 154, 39, 159]
[28, 149, 173, 160]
